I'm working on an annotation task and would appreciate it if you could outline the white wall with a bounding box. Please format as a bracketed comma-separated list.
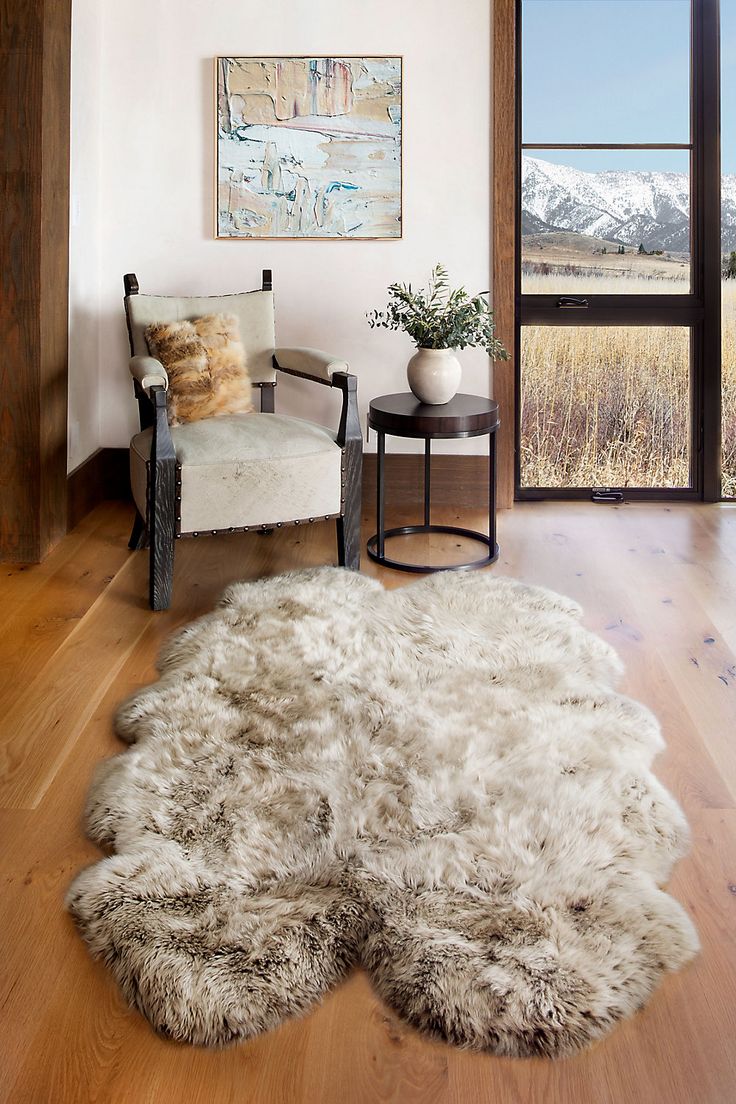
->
[68, 0, 103, 471]
[68, 0, 492, 466]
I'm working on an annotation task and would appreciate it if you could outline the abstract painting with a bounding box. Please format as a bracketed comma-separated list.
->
[216, 57, 402, 239]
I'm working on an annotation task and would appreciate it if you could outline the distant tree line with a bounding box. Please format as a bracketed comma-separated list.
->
[594, 246, 736, 276]
[520, 260, 688, 284]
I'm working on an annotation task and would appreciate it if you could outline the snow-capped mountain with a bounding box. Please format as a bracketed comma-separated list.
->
[521, 155, 736, 252]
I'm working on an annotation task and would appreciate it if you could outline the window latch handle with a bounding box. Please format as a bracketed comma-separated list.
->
[557, 296, 589, 308]
[592, 489, 624, 503]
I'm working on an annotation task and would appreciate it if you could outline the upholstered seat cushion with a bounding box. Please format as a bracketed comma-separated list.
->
[130, 414, 342, 533]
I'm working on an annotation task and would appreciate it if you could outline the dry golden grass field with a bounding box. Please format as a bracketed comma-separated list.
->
[519, 274, 736, 495]
[522, 235, 691, 288]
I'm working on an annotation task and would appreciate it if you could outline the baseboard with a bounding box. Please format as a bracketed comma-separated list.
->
[66, 449, 491, 531]
[362, 454, 490, 510]
[67, 447, 130, 529]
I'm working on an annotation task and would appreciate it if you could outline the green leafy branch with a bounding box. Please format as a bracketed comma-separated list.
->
[366, 264, 509, 360]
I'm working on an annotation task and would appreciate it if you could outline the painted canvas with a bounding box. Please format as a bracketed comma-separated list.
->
[216, 57, 402, 239]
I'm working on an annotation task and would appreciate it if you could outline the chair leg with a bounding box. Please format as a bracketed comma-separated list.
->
[336, 514, 359, 571]
[128, 508, 148, 550]
[334, 375, 363, 571]
[149, 519, 175, 611]
[337, 463, 362, 571]
[148, 463, 176, 611]
[336, 426, 363, 571]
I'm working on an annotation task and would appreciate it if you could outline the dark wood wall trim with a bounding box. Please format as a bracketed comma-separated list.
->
[0, 0, 71, 562]
[67, 449, 130, 530]
[492, 0, 517, 509]
[362, 454, 493, 512]
[67, 450, 493, 532]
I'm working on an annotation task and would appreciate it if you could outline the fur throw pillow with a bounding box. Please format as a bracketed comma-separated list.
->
[145, 313, 254, 426]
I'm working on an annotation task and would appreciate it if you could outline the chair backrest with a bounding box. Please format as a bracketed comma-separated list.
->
[124, 279, 277, 385]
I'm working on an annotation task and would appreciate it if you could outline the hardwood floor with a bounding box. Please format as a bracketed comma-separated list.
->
[1, 498, 735, 1103]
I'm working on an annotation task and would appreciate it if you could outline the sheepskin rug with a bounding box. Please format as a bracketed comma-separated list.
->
[67, 567, 698, 1056]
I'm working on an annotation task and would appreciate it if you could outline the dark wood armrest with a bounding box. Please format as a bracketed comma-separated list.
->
[332, 372, 361, 447]
[271, 353, 361, 444]
[150, 386, 175, 465]
[275, 362, 331, 386]
[272, 349, 348, 387]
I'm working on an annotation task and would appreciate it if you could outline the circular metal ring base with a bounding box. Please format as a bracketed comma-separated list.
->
[367, 524, 499, 574]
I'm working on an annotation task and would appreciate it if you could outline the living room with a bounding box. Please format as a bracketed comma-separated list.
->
[1, 1, 734, 1102]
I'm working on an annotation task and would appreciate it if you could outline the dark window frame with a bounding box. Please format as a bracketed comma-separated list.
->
[514, 0, 722, 502]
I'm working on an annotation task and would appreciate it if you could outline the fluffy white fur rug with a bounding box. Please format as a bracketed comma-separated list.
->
[67, 568, 698, 1055]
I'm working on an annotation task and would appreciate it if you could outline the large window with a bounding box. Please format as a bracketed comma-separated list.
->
[521, 150, 692, 296]
[516, 0, 721, 499]
[520, 326, 691, 488]
[521, 0, 692, 297]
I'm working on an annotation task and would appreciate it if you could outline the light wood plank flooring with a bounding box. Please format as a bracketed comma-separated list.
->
[1, 499, 735, 1104]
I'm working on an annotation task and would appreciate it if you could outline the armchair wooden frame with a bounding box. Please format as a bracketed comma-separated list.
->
[124, 270, 362, 610]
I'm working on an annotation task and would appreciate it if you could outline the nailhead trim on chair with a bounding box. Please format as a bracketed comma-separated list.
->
[175, 464, 183, 538]
[178, 512, 341, 538]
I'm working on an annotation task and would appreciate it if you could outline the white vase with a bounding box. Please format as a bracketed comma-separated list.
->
[406, 348, 462, 405]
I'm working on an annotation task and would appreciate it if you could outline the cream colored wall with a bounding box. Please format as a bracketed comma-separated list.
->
[68, 0, 103, 471]
[68, 0, 491, 464]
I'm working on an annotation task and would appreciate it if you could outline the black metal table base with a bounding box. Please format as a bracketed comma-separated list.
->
[367, 525, 499, 573]
[367, 393, 500, 576]
[368, 390, 500, 574]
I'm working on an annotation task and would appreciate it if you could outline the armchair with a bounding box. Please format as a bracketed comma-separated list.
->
[124, 270, 362, 610]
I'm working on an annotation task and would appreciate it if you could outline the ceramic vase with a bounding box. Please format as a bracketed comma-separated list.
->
[406, 347, 462, 405]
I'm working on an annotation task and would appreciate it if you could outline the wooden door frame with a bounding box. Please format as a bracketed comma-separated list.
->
[0, 0, 71, 562]
[492, 0, 517, 509]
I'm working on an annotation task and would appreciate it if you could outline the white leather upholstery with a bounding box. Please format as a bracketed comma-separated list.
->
[129, 354, 168, 392]
[130, 413, 342, 533]
[275, 347, 348, 383]
[125, 291, 277, 384]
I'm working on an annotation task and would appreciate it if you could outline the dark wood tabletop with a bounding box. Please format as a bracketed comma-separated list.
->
[368, 393, 500, 439]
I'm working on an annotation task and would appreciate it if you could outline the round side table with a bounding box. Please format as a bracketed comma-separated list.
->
[366, 392, 500, 573]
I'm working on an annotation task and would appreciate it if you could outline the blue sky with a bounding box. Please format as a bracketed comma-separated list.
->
[522, 0, 735, 174]
[724, 0, 736, 174]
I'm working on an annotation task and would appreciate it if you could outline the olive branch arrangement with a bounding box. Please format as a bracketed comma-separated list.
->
[367, 264, 509, 359]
